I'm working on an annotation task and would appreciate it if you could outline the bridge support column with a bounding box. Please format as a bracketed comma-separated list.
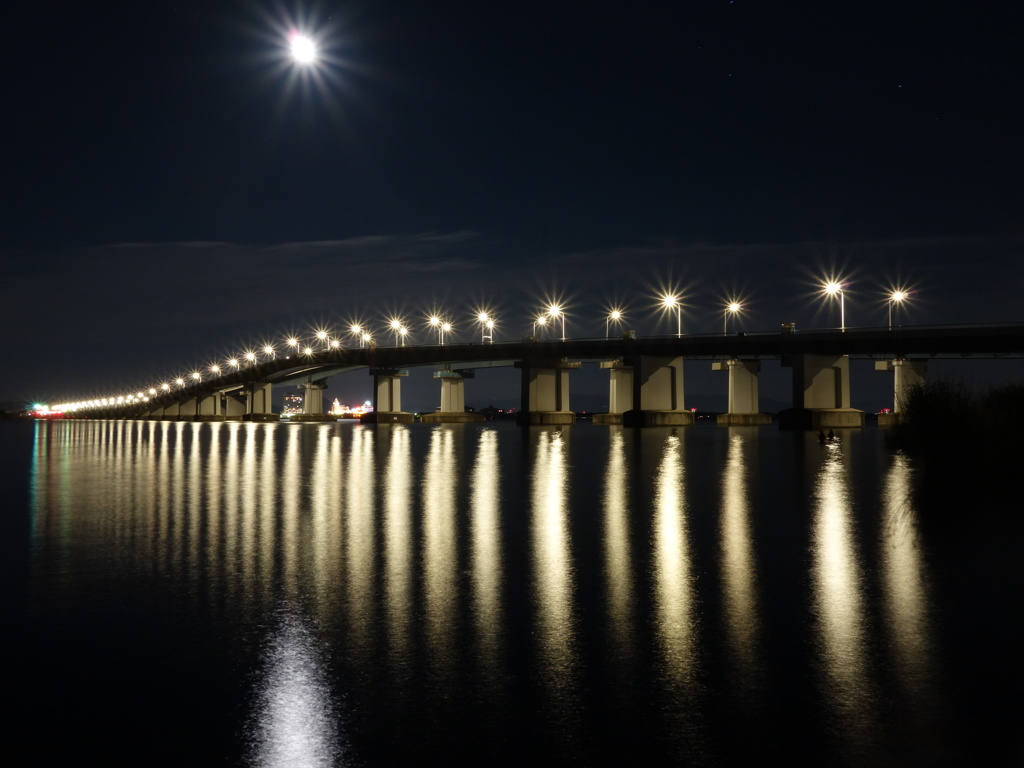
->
[243, 383, 279, 422]
[303, 382, 326, 414]
[191, 392, 225, 422]
[222, 392, 246, 419]
[288, 381, 337, 422]
[712, 359, 771, 425]
[623, 355, 693, 427]
[780, 354, 863, 429]
[516, 358, 580, 425]
[422, 370, 485, 423]
[594, 361, 633, 424]
[875, 358, 927, 425]
[362, 369, 414, 423]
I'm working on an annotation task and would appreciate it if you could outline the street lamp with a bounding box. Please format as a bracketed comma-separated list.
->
[263, 344, 276, 360]
[399, 326, 409, 346]
[478, 312, 495, 344]
[547, 305, 565, 341]
[724, 301, 743, 335]
[428, 315, 444, 344]
[533, 315, 548, 338]
[606, 309, 623, 339]
[315, 329, 330, 350]
[388, 318, 404, 346]
[888, 290, 908, 330]
[824, 282, 845, 331]
[662, 294, 682, 337]
[350, 325, 365, 348]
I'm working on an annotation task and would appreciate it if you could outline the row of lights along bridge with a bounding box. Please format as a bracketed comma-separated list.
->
[176, 284, 911, 382]
[52, 285, 911, 409]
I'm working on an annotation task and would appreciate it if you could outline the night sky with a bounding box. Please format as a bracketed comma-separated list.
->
[3, 1, 1022, 411]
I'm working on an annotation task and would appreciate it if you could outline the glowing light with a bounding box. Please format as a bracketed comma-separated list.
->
[888, 289, 910, 330]
[245, 352, 257, 363]
[660, 294, 682, 337]
[289, 32, 317, 65]
[605, 308, 625, 338]
[286, 337, 299, 348]
[822, 280, 847, 331]
[229, 358, 240, 368]
[724, 301, 744, 334]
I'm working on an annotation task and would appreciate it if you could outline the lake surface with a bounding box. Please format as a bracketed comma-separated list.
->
[5, 419, 1022, 766]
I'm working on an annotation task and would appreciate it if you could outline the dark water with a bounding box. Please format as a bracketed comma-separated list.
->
[5, 419, 1022, 766]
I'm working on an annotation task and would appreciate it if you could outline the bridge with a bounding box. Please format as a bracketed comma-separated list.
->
[54, 323, 1024, 429]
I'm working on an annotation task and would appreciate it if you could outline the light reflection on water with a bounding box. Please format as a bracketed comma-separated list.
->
[531, 427, 579, 730]
[719, 429, 761, 684]
[811, 438, 879, 759]
[248, 607, 341, 768]
[471, 428, 503, 674]
[652, 431, 697, 686]
[21, 420, 973, 764]
[603, 427, 634, 660]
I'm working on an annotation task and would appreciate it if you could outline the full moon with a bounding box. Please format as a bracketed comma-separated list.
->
[289, 33, 317, 65]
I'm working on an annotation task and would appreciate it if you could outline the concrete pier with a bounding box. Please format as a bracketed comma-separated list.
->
[712, 358, 771, 426]
[243, 383, 279, 422]
[875, 358, 927, 426]
[595, 356, 694, 426]
[302, 381, 326, 414]
[362, 368, 414, 424]
[780, 353, 863, 429]
[421, 370, 485, 424]
[516, 358, 580, 425]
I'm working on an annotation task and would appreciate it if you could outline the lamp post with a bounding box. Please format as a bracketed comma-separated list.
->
[478, 312, 494, 344]
[724, 302, 742, 335]
[350, 325, 364, 348]
[263, 344, 276, 360]
[548, 305, 565, 341]
[606, 309, 623, 339]
[533, 315, 548, 339]
[662, 295, 681, 337]
[429, 316, 443, 345]
[888, 290, 907, 330]
[315, 329, 330, 350]
[824, 282, 845, 332]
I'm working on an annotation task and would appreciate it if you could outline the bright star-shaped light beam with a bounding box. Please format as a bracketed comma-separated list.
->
[289, 33, 317, 65]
